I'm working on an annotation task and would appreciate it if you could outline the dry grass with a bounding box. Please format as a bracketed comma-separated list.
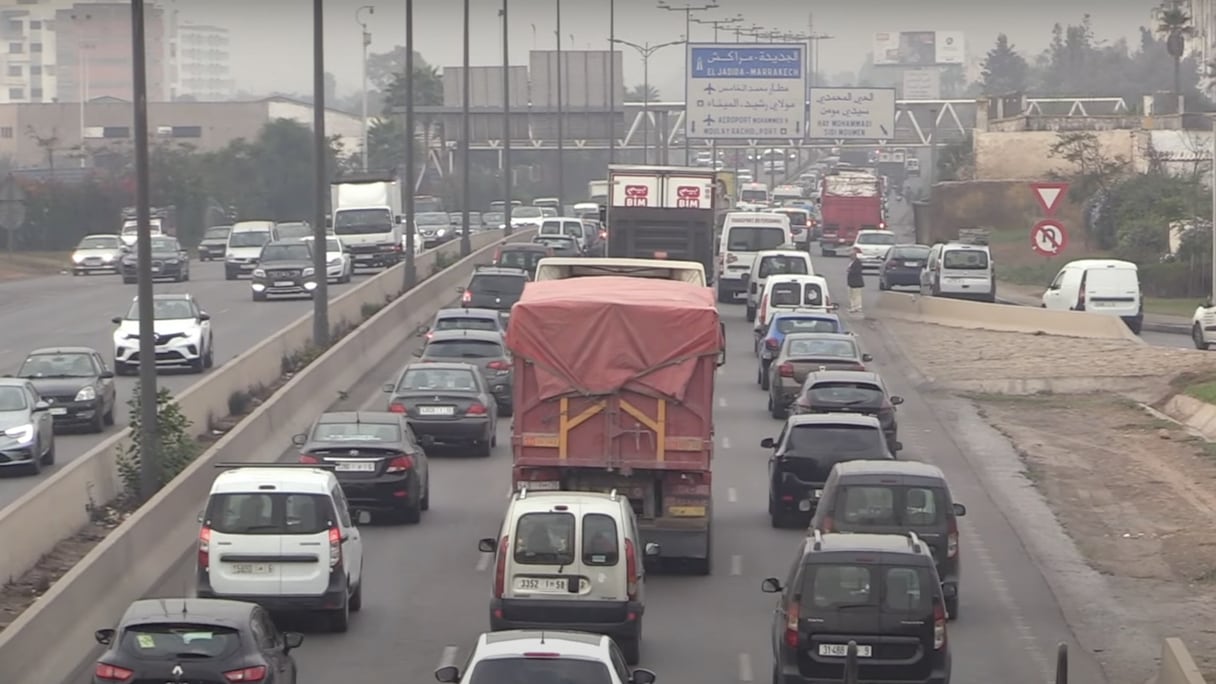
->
[0, 251, 69, 280]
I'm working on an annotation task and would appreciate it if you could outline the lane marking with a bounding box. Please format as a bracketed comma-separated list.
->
[218, 308, 230, 314]
[719, 397, 728, 407]
[730, 554, 743, 576]
[721, 436, 732, 449]
[728, 487, 738, 503]
[439, 645, 459, 668]
[738, 652, 754, 683]
[475, 552, 492, 572]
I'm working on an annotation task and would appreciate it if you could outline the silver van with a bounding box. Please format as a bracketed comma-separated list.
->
[920, 242, 995, 302]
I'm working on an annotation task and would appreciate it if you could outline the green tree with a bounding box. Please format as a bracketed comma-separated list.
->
[980, 34, 1030, 95]
[380, 55, 444, 115]
[116, 383, 198, 504]
[625, 84, 661, 102]
[1154, 0, 1195, 95]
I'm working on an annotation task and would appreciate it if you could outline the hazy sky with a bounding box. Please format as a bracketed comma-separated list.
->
[176, 0, 1158, 99]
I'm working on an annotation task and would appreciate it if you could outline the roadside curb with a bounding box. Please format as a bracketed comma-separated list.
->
[994, 297, 1191, 336]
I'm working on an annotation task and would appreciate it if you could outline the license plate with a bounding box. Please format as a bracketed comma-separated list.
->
[814, 489, 823, 498]
[819, 644, 872, 657]
[150, 267, 160, 273]
[514, 576, 575, 593]
[799, 500, 813, 511]
[904, 261, 919, 267]
[274, 280, 293, 287]
[334, 461, 376, 472]
[49, 408, 67, 416]
[668, 505, 707, 517]
[418, 406, 455, 416]
[230, 563, 273, 575]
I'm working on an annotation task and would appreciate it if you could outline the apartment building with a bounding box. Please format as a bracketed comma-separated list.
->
[0, 1, 59, 104]
[169, 20, 234, 101]
[54, 2, 168, 103]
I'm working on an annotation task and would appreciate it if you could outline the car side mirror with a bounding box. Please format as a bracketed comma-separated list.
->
[33, 400, 49, 412]
[631, 669, 657, 684]
[435, 666, 461, 683]
[291, 433, 307, 446]
[383, 383, 395, 393]
[760, 437, 775, 449]
[952, 503, 967, 516]
[99, 370, 114, 379]
[283, 632, 304, 652]
[644, 542, 661, 557]
[455, 286, 465, 293]
[198, 312, 211, 321]
[111, 316, 122, 325]
[889, 395, 904, 405]
[412, 348, 423, 357]
[478, 537, 497, 553]
[1048, 283, 1060, 291]
[395, 215, 405, 224]
[892, 441, 903, 452]
[95, 628, 116, 646]
[861, 353, 873, 362]
[760, 577, 783, 593]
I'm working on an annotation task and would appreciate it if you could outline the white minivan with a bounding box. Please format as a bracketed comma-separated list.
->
[716, 212, 792, 303]
[744, 249, 815, 322]
[225, 220, 279, 280]
[478, 488, 659, 664]
[920, 242, 996, 302]
[753, 273, 833, 337]
[1042, 258, 1143, 334]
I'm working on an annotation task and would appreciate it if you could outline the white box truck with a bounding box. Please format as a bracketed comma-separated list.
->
[329, 173, 405, 269]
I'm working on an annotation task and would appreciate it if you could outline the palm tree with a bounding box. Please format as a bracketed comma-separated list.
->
[625, 84, 661, 103]
[1155, 0, 1195, 96]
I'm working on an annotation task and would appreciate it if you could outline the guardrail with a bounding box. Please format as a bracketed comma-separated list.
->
[0, 232, 510, 591]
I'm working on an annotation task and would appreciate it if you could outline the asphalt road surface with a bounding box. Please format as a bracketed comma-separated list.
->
[66, 260, 1113, 684]
[0, 260, 386, 509]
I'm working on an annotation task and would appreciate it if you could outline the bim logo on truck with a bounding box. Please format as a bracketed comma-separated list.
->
[675, 186, 702, 208]
[624, 185, 650, 206]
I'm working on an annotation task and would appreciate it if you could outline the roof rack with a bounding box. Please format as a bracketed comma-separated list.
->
[811, 528, 824, 551]
[215, 462, 337, 470]
[608, 488, 618, 501]
[907, 531, 922, 554]
[518, 486, 528, 499]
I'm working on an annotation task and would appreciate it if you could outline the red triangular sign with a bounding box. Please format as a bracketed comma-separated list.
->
[1030, 182, 1069, 216]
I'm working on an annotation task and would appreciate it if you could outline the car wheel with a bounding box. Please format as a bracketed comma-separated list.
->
[225, 269, 237, 280]
[476, 440, 492, 458]
[27, 444, 41, 475]
[400, 496, 422, 524]
[745, 305, 756, 322]
[760, 370, 770, 391]
[43, 436, 54, 465]
[770, 511, 784, 528]
[328, 591, 350, 633]
[349, 580, 363, 612]
[114, 361, 130, 376]
[878, 278, 889, 291]
[90, 408, 106, 433]
[945, 595, 959, 621]
[716, 286, 731, 304]
[421, 474, 430, 511]
[122, 276, 136, 284]
[1194, 323, 1210, 350]
[500, 402, 513, 418]
[252, 291, 267, 302]
[104, 403, 115, 426]
[181, 269, 190, 282]
[618, 626, 641, 665]
[769, 394, 787, 420]
[203, 341, 214, 369]
[490, 431, 497, 448]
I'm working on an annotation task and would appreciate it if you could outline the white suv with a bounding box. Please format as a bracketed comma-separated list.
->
[435, 630, 657, 684]
[195, 465, 365, 632]
[111, 293, 214, 375]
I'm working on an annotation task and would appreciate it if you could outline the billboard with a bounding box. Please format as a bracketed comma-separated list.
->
[529, 50, 625, 109]
[902, 68, 941, 100]
[684, 43, 807, 140]
[873, 31, 964, 66]
[442, 66, 529, 108]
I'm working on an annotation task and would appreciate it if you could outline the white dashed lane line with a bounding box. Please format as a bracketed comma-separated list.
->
[727, 487, 738, 503]
[720, 436, 732, 449]
[475, 552, 492, 572]
[738, 653, 754, 683]
[730, 554, 743, 576]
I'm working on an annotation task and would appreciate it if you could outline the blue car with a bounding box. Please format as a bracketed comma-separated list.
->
[755, 311, 849, 386]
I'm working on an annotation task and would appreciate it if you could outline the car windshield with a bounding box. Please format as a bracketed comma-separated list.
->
[229, 231, 270, 247]
[150, 238, 178, 252]
[891, 246, 930, 260]
[416, 213, 449, 226]
[424, 340, 504, 359]
[398, 368, 479, 391]
[857, 232, 896, 245]
[470, 275, 526, 295]
[514, 511, 576, 565]
[808, 381, 884, 405]
[799, 565, 932, 613]
[311, 421, 400, 442]
[483, 212, 505, 225]
[435, 316, 499, 333]
[501, 249, 548, 270]
[203, 227, 231, 240]
[78, 236, 120, 249]
[334, 208, 392, 234]
[19, 353, 96, 378]
[759, 256, 809, 278]
[128, 299, 195, 320]
[120, 623, 240, 659]
[776, 317, 840, 334]
[277, 223, 311, 238]
[467, 658, 614, 684]
[787, 425, 883, 456]
[787, 338, 857, 358]
[779, 212, 808, 227]
[0, 387, 28, 411]
[261, 244, 311, 261]
[728, 226, 786, 251]
[837, 486, 945, 527]
[205, 492, 333, 535]
[943, 250, 989, 269]
[513, 207, 543, 219]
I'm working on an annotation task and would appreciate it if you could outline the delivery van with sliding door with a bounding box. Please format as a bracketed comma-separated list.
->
[1041, 259, 1143, 334]
[754, 273, 833, 338]
[716, 212, 792, 303]
[920, 242, 996, 302]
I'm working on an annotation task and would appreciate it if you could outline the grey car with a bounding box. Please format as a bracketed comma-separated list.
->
[71, 234, 124, 275]
[383, 362, 498, 457]
[0, 378, 56, 475]
[425, 307, 507, 342]
[197, 225, 232, 261]
[415, 329, 513, 415]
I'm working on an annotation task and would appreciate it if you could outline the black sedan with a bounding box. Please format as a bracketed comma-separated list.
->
[293, 411, 430, 523]
[93, 598, 302, 684]
[15, 347, 116, 433]
[878, 243, 931, 290]
[383, 361, 498, 458]
[119, 235, 190, 283]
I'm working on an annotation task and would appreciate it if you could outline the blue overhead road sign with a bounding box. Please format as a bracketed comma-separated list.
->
[685, 43, 807, 141]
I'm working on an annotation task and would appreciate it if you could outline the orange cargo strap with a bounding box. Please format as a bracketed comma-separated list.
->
[619, 398, 666, 462]
[559, 397, 605, 460]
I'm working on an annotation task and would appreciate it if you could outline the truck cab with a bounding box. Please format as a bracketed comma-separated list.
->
[330, 175, 405, 270]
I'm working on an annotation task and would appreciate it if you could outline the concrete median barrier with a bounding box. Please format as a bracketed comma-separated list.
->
[875, 291, 1142, 342]
[1156, 638, 1207, 684]
[0, 231, 528, 604]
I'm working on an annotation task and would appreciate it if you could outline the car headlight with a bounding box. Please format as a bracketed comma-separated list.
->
[72, 254, 85, 263]
[102, 254, 115, 262]
[75, 386, 97, 402]
[226, 254, 237, 261]
[302, 267, 315, 277]
[3, 424, 34, 444]
[252, 268, 266, 278]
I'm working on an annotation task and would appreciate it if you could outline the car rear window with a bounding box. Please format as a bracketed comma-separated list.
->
[435, 317, 499, 333]
[398, 367, 479, 391]
[121, 623, 240, 658]
[787, 338, 856, 358]
[206, 493, 333, 535]
[779, 212, 808, 227]
[787, 425, 884, 457]
[891, 246, 930, 260]
[856, 232, 895, 245]
[942, 249, 989, 269]
[312, 421, 400, 442]
[424, 339, 504, 359]
[470, 275, 526, 295]
[728, 226, 786, 251]
[514, 512, 576, 565]
[800, 565, 932, 612]
[468, 658, 614, 684]
[837, 486, 945, 527]
[582, 513, 620, 566]
[807, 381, 884, 405]
[759, 256, 810, 278]
[499, 250, 546, 270]
[776, 317, 840, 334]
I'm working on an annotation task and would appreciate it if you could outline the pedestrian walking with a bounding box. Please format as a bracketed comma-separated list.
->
[847, 248, 865, 313]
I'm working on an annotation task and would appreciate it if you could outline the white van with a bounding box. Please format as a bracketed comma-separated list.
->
[774, 207, 811, 245]
[477, 489, 660, 664]
[196, 466, 365, 632]
[1042, 258, 1143, 334]
[738, 182, 770, 207]
[225, 220, 278, 280]
[921, 242, 995, 302]
[540, 217, 592, 253]
[754, 273, 833, 336]
[534, 257, 706, 285]
[716, 212, 792, 303]
[744, 249, 815, 322]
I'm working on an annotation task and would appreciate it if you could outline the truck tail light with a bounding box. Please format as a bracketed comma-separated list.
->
[386, 455, 414, 473]
[198, 525, 211, 569]
[778, 363, 795, 378]
[493, 535, 509, 597]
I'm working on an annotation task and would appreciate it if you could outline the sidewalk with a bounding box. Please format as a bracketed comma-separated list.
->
[996, 281, 1191, 335]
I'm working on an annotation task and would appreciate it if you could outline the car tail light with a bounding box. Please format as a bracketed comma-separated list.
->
[386, 455, 413, 473]
[224, 665, 268, 682]
[493, 535, 509, 597]
[487, 360, 510, 371]
[95, 663, 134, 681]
[466, 402, 488, 416]
[820, 515, 834, 532]
[388, 402, 407, 414]
[879, 221, 887, 229]
[599, 230, 607, 239]
[625, 538, 639, 600]
[461, 290, 472, 304]
[394, 243, 403, 252]
[765, 338, 780, 351]
[328, 526, 342, 569]
[947, 514, 959, 559]
[784, 601, 800, 648]
[778, 363, 794, 378]
[425, 330, 434, 340]
[492, 247, 502, 262]
[933, 601, 947, 649]
[299, 454, 320, 464]
[197, 525, 211, 569]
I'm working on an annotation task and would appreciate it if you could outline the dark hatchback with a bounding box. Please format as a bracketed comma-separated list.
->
[252, 241, 317, 301]
[294, 411, 430, 523]
[492, 243, 552, 278]
[15, 347, 116, 433]
[120, 236, 190, 283]
[197, 225, 232, 261]
[878, 244, 931, 290]
[761, 532, 951, 684]
[92, 597, 303, 684]
[385, 361, 498, 457]
[458, 266, 529, 314]
[793, 370, 903, 453]
[763, 413, 896, 528]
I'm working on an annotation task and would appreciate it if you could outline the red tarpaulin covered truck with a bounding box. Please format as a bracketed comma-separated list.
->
[818, 170, 885, 257]
[506, 277, 723, 574]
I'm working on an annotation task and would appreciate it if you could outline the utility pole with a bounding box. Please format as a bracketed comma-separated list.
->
[403, 0, 417, 288]
[501, 0, 513, 235]
[460, 0, 472, 256]
[612, 38, 685, 165]
[656, 0, 717, 164]
[692, 14, 742, 41]
[555, 0, 564, 207]
[357, 6, 374, 172]
[130, 0, 160, 500]
[1210, 115, 1215, 304]
[311, 0, 329, 346]
[608, 0, 616, 164]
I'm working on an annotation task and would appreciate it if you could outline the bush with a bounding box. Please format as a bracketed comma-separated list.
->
[1139, 261, 1210, 298]
[116, 384, 199, 505]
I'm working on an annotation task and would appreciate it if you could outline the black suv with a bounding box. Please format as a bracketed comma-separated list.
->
[458, 265, 529, 314]
[761, 531, 951, 684]
[251, 240, 317, 301]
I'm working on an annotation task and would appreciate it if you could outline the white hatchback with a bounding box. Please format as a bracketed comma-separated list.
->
[435, 630, 657, 684]
[852, 229, 897, 270]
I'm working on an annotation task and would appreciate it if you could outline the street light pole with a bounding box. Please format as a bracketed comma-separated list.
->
[555, 0, 564, 206]
[611, 38, 684, 166]
[502, 0, 513, 236]
[692, 14, 743, 42]
[608, 0, 616, 164]
[311, 0, 329, 347]
[357, 6, 374, 172]
[460, 0, 472, 256]
[656, 0, 717, 164]
[130, 0, 160, 501]
[71, 11, 93, 168]
[403, 0, 417, 289]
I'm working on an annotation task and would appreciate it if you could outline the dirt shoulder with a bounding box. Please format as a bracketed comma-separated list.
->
[0, 251, 67, 281]
[971, 393, 1216, 682]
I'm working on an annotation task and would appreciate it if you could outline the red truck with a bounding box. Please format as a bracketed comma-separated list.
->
[817, 170, 885, 256]
[506, 276, 724, 574]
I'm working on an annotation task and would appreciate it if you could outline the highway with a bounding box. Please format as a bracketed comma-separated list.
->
[0, 260, 383, 508]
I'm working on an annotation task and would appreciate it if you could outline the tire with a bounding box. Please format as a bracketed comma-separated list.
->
[945, 595, 959, 621]
[181, 270, 190, 282]
[225, 269, 238, 281]
[421, 474, 430, 511]
[717, 286, 732, 304]
[476, 440, 492, 458]
[500, 402, 514, 418]
[114, 361, 131, 377]
[41, 436, 54, 465]
[878, 278, 889, 291]
[252, 291, 267, 302]
[90, 408, 106, 433]
[769, 394, 787, 420]
[760, 368, 770, 391]
[328, 592, 350, 633]
[122, 276, 136, 284]
[349, 580, 363, 612]
[27, 444, 41, 475]
[190, 355, 205, 373]
[745, 305, 756, 322]
[770, 512, 784, 528]
[103, 403, 115, 426]
[1127, 319, 1143, 336]
[1194, 324, 1210, 350]
[203, 341, 214, 369]
[821, 247, 834, 257]
[618, 627, 641, 665]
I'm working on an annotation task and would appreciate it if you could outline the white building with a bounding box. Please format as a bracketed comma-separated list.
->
[0, 1, 60, 104]
[1192, 0, 1216, 85]
[169, 19, 234, 101]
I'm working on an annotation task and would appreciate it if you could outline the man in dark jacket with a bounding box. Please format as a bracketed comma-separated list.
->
[846, 248, 865, 313]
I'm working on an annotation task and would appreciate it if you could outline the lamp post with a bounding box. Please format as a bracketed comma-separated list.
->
[460, 0, 471, 256]
[608, 0, 616, 164]
[311, 0, 330, 347]
[356, 5, 374, 172]
[611, 38, 684, 165]
[656, 0, 717, 163]
[70, 10, 93, 168]
[403, 0, 417, 289]
[555, 0, 564, 206]
[501, 0, 513, 235]
[692, 14, 743, 41]
[733, 25, 765, 43]
[807, 33, 834, 88]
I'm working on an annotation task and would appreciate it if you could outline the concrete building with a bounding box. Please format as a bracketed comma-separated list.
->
[54, 2, 168, 103]
[0, 96, 362, 169]
[0, 1, 60, 104]
[1191, 0, 1216, 85]
[169, 20, 234, 101]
